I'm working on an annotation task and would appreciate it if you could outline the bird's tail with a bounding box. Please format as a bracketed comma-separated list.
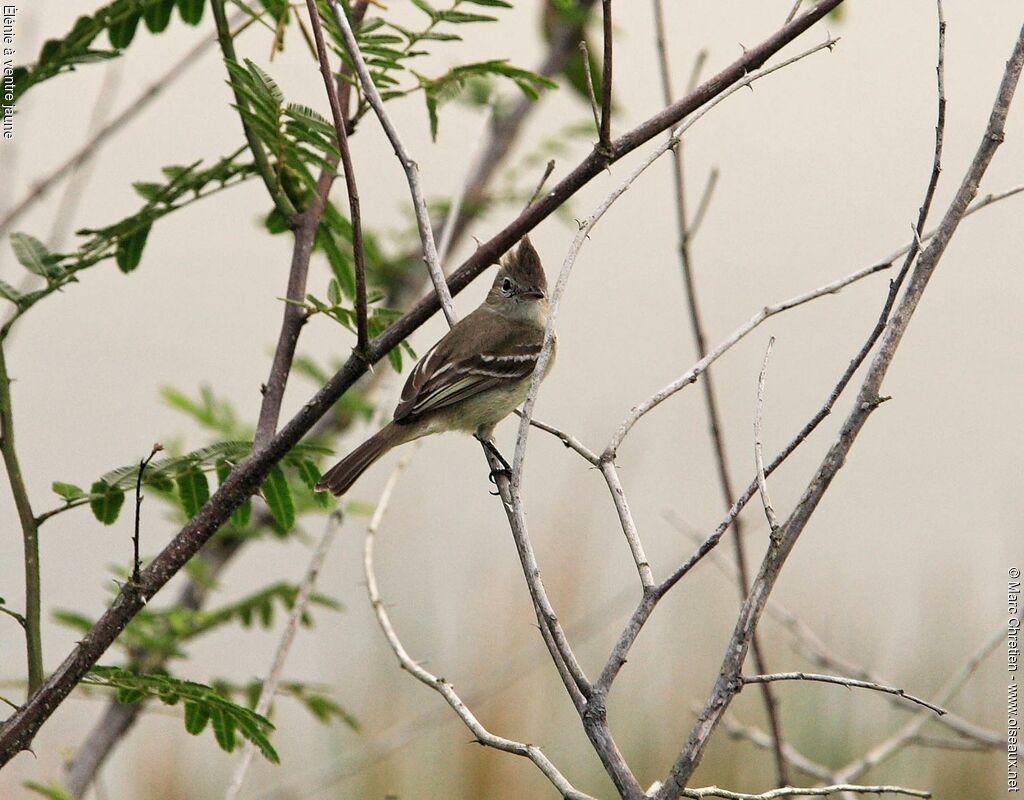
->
[316, 422, 404, 496]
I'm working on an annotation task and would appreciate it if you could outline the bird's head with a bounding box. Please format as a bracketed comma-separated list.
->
[487, 237, 548, 313]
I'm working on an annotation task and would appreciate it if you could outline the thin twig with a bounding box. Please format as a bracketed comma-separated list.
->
[224, 511, 343, 800]
[0, 343, 42, 694]
[599, 0, 613, 151]
[742, 672, 947, 716]
[305, 0, 369, 354]
[680, 785, 930, 800]
[599, 461, 655, 588]
[652, 6, 788, 778]
[516, 412, 600, 465]
[580, 40, 603, 141]
[131, 444, 163, 585]
[524, 159, 557, 213]
[364, 452, 593, 800]
[784, 0, 804, 24]
[326, 0, 456, 327]
[754, 337, 780, 536]
[688, 167, 719, 242]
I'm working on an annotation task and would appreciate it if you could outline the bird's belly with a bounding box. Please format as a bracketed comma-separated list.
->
[443, 378, 533, 433]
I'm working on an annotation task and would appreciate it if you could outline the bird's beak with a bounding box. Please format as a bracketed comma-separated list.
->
[521, 287, 545, 299]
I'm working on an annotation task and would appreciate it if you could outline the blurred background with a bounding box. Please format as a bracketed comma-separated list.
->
[1, 1, 1020, 798]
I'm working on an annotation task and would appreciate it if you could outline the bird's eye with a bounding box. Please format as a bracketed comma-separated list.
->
[501, 277, 514, 294]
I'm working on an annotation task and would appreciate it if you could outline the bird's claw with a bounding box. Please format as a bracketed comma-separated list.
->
[488, 468, 511, 494]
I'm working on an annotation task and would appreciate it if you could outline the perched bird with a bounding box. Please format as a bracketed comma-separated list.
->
[316, 237, 556, 496]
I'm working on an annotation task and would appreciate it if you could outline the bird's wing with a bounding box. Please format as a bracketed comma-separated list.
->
[393, 314, 543, 422]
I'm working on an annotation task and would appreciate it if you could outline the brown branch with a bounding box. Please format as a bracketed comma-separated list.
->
[652, 1, 789, 782]
[0, 343, 42, 693]
[580, 40, 603, 141]
[741, 672, 947, 717]
[305, 0, 369, 354]
[656, 19, 1024, 797]
[0, 0, 845, 764]
[130, 444, 163, 585]
[599, 0, 613, 151]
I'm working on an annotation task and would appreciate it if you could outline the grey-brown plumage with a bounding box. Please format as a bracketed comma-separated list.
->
[316, 237, 556, 496]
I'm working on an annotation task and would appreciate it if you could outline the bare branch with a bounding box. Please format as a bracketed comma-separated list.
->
[516, 413, 600, 465]
[0, 343, 42, 693]
[524, 159, 557, 213]
[224, 511, 342, 800]
[599, 0, 614, 151]
[131, 444, 163, 585]
[754, 337, 780, 536]
[599, 461, 655, 588]
[364, 452, 593, 800]
[305, 0, 369, 354]
[679, 785, 931, 800]
[580, 40, 603, 141]
[741, 672, 947, 717]
[326, 0, 456, 327]
[652, 4, 788, 777]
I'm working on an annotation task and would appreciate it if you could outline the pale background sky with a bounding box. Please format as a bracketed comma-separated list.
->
[1, 2, 1021, 798]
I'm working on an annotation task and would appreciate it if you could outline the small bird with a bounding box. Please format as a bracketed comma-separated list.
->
[316, 237, 556, 496]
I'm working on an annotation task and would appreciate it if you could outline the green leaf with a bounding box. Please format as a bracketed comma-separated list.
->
[436, 10, 497, 23]
[89, 480, 125, 525]
[117, 685, 145, 704]
[184, 700, 210, 734]
[107, 9, 142, 49]
[217, 460, 252, 528]
[176, 466, 210, 518]
[296, 459, 331, 507]
[52, 481, 87, 501]
[210, 706, 237, 751]
[143, 0, 176, 33]
[10, 233, 58, 278]
[261, 465, 295, 532]
[115, 221, 151, 272]
[176, 0, 205, 25]
[83, 666, 277, 761]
